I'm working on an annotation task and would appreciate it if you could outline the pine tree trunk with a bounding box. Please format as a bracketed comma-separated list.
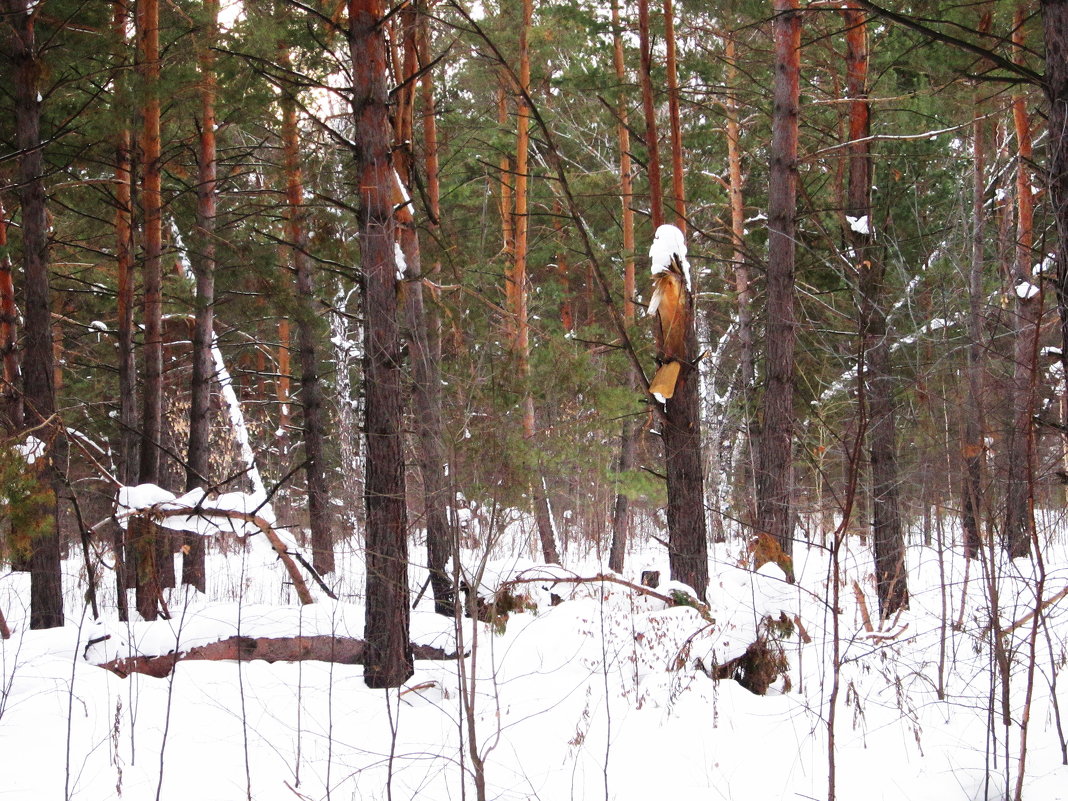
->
[136, 0, 175, 598]
[113, 0, 137, 617]
[962, 8, 991, 561]
[663, 0, 685, 229]
[638, 0, 663, 228]
[756, 0, 800, 564]
[279, 41, 334, 575]
[1044, 1, 1068, 444]
[609, 0, 637, 573]
[0, 198, 21, 435]
[511, 0, 559, 565]
[1005, 6, 1038, 560]
[183, 0, 219, 593]
[137, 0, 163, 488]
[661, 298, 708, 597]
[7, 0, 65, 628]
[396, 3, 454, 616]
[350, 0, 413, 689]
[726, 34, 755, 525]
[842, 6, 907, 617]
[276, 316, 291, 440]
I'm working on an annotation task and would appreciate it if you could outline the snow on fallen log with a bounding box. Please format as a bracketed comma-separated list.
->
[115, 484, 328, 604]
[92, 635, 457, 679]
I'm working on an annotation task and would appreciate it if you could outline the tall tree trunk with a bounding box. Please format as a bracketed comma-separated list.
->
[962, 8, 991, 561]
[609, 0, 637, 574]
[349, 0, 413, 689]
[137, 0, 163, 488]
[726, 34, 755, 524]
[136, 0, 174, 602]
[0, 198, 21, 434]
[6, 0, 65, 628]
[276, 316, 291, 440]
[510, 0, 559, 564]
[663, 0, 685, 230]
[278, 39, 334, 575]
[756, 0, 800, 564]
[113, 0, 137, 618]
[183, 0, 219, 593]
[1005, 5, 1038, 560]
[498, 83, 516, 332]
[1045, 1, 1068, 443]
[637, 0, 663, 228]
[650, 228, 708, 597]
[395, 3, 453, 616]
[843, 5, 907, 616]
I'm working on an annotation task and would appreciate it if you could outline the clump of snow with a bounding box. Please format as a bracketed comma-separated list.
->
[16, 435, 45, 465]
[1015, 281, 1040, 300]
[394, 241, 408, 281]
[649, 223, 692, 293]
[845, 214, 871, 235]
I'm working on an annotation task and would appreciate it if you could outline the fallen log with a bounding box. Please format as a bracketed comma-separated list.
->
[94, 635, 457, 679]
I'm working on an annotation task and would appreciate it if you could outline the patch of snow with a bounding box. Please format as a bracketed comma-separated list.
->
[845, 214, 871, 235]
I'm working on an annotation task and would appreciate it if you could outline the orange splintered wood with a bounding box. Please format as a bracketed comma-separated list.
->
[649, 361, 681, 400]
[649, 270, 687, 363]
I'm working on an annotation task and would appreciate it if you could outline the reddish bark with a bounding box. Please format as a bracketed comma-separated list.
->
[0, 197, 21, 433]
[184, 0, 219, 593]
[664, 0, 686, 230]
[638, 0, 663, 228]
[609, 0, 638, 574]
[278, 38, 334, 575]
[350, 0, 414, 688]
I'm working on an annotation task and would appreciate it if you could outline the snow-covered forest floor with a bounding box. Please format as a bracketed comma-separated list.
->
[4, 510, 1068, 801]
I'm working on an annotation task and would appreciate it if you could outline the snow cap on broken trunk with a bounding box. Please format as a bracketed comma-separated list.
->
[648, 223, 691, 294]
